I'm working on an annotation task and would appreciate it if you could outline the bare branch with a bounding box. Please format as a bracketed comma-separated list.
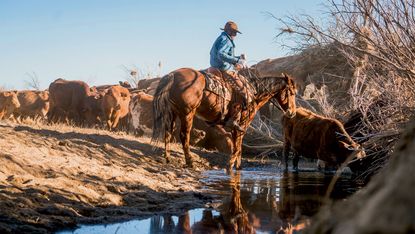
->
[24, 72, 41, 90]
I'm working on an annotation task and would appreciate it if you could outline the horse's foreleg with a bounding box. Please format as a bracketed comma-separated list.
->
[228, 132, 239, 173]
[235, 134, 244, 170]
[180, 111, 196, 168]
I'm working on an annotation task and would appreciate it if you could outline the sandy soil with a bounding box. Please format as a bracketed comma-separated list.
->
[0, 121, 230, 233]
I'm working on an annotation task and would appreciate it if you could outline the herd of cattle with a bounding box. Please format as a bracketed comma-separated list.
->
[0, 77, 211, 147]
[0, 77, 365, 171]
[0, 77, 180, 135]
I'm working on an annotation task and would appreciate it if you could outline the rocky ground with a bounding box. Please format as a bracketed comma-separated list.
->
[0, 121, 231, 233]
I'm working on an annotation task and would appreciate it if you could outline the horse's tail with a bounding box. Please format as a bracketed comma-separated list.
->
[151, 72, 175, 145]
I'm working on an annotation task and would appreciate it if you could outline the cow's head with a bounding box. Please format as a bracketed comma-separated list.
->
[339, 141, 366, 159]
[189, 129, 206, 145]
[1, 91, 20, 111]
[82, 94, 103, 126]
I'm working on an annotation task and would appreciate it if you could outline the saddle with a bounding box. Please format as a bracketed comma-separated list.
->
[200, 67, 254, 126]
[200, 68, 232, 102]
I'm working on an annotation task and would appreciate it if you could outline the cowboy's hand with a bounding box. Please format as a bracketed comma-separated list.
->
[234, 62, 243, 70]
[236, 58, 248, 69]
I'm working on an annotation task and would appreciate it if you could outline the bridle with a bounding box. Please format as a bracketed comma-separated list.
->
[240, 68, 290, 115]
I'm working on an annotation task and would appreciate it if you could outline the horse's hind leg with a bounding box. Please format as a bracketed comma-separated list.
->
[179, 110, 196, 168]
[164, 114, 176, 163]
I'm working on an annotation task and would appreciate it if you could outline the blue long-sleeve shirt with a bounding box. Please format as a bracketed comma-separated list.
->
[210, 32, 240, 71]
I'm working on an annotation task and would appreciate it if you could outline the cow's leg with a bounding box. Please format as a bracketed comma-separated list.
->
[317, 159, 325, 171]
[293, 152, 300, 172]
[111, 111, 121, 130]
[47, 107, 55, 123]
[106, 108, 114, 130]
[283, 140, 291, 171]
[179, 111, 196, 168]
[164, 115, 176, 163]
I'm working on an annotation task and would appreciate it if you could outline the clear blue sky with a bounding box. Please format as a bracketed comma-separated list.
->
[0, 0, 324, 90]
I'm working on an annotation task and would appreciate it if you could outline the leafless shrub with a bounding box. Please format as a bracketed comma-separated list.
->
[24, 72, 41, 90]
[273, 0, 415, 177]
[121, 62, 162, 88]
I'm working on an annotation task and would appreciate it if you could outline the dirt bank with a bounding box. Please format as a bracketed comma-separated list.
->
[0, 121, 229, 233]
[306, 120, 415, 233]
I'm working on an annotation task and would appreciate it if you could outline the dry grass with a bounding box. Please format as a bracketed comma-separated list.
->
[270, 0, 415, 179]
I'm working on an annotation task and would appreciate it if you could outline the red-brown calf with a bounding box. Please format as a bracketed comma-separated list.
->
[282, 107, 365, 171]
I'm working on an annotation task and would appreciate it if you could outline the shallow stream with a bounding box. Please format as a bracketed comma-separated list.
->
[58, 166, 362, 233]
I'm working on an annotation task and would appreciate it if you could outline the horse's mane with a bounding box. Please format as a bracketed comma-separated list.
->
[240, 68, 292, 95]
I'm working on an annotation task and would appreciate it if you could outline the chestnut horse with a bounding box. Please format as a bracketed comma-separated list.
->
[152, 67, 297, 172]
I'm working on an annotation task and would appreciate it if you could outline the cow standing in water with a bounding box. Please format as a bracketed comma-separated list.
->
[282, 107, 365, 171]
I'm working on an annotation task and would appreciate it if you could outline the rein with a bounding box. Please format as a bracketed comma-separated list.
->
[240, 69, 286, 115]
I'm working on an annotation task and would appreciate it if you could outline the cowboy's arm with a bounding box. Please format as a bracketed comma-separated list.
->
[217, 38, 240, 65]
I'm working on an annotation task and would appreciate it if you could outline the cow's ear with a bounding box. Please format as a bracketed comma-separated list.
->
[339, 141, 354, 150]
[339, 140, 349, 148]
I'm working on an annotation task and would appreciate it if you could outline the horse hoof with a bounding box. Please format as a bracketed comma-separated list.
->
[185, 158, 195, 168]
[165, 156, 171, 164]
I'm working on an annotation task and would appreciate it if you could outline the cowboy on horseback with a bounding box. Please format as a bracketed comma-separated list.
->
[209, 21, 252, 132]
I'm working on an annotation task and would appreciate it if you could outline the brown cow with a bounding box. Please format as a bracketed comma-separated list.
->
[136, 77, 161, 95]
[91, 81, 133, 94]
[0, 91, 20, 120]
[282, 107, 365, 171]
[13, 90, 49, 121]
[48, 78, 94, 125]
[101, 85, 131, 130]
[129, 90, 154, 130]
[82, 93, 104, 126]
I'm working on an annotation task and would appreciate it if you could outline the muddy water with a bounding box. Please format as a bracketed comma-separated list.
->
[58, 166, 362, 234]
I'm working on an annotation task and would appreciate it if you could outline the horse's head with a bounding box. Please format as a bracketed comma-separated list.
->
[274, 73, 297, 118]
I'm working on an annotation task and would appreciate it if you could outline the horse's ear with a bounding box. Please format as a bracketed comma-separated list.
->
[281, 73, 289, 83]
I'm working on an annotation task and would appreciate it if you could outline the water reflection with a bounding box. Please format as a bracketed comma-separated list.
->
[199, 170, 359, 233]
[193, 172, 255, 233]
[59, 169, 360, 234]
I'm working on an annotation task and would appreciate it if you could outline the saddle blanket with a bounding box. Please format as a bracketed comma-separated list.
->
[201, 71, 232, 102]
